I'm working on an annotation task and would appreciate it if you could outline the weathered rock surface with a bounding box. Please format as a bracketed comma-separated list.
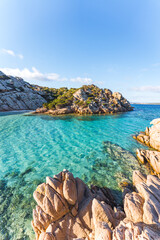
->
[32, 170, 125, 240]
[133, 118, 160, 151]
[34, 85, 133, 115]
[32, 170, 160, 239]
[137, 149, 160, 174]
[0, 71, 46, 111]
[133, 118, 160, 174]
[113, 170, 160, 239]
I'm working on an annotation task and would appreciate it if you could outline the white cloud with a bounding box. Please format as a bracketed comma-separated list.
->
[2, 49, 15, 56]
[70, 77, 92, 84]
[132, 86, 160, 92]
[0, 67, 93, 85]
[2, 49, 24, 59]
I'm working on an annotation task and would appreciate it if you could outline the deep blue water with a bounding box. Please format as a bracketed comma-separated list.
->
[0, 104, 160, 239]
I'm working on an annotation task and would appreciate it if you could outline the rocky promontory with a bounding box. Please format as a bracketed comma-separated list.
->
[0, 71, 133, 114]
[32, 169, 160, 240]
[0, 71, 47, 111]
[35, 85, 133, 115]
[133, 118, 160, 174]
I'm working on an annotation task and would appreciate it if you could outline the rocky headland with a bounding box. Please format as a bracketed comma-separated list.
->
[34, 85, 133, 115]
[0, 71, 133, 114]
[133, 118, 160, 174]
[0, 71, 48, 111]
[32, 169, 160, 240]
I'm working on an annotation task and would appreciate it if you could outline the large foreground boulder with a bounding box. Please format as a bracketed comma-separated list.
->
[32, 170, 125, 240]
[32, 170, 160, 239]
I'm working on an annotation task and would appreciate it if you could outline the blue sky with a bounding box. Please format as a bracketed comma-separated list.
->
[0, 0, 160, 102]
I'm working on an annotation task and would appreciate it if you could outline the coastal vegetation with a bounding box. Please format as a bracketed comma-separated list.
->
[35, 84, 133, 115]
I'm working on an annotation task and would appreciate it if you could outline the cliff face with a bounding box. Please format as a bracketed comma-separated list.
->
[35, 85, 133, 115]
[0, 71, 46, 111]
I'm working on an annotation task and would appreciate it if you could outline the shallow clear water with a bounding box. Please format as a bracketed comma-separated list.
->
[0, 104, 160, 239]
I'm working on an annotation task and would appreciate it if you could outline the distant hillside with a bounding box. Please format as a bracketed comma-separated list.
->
[132, 102, 160, 105]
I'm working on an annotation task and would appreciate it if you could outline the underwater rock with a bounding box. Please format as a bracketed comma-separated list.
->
[103, 141, 148, 184]
[81, 141, 148, 205]
[32, 170, 160, 240]
[0, 167, 39, 240]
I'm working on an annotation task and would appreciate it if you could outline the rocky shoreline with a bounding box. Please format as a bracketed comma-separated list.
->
[0, 71, 47, 111]
[133, 118, 160, 175]
[31, 118, 160, 239]
[32, 169, 160, 240]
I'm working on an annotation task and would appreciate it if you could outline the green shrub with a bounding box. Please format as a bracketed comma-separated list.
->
[86, 100, 91, 105]
[44, 88, 77, 109]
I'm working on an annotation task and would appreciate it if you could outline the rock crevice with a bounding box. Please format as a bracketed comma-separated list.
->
[32, 169, 160, 240]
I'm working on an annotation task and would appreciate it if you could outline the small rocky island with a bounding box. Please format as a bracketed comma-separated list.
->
[35, 85, 133, 115]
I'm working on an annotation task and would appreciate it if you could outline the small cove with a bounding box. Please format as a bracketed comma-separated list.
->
[0, 104, 160, 239]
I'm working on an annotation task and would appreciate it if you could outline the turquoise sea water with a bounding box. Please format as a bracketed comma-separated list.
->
[0, 104, 160, 239]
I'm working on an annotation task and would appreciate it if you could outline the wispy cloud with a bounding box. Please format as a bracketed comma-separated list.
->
[2, 49, 15, 56]
[18, 54, 24, 59]
[2, 49, 24, 59]
[0, 67, 93, 84]
[132, 86, 160, 92]
[70, 77, 92, 84]
[152, 62, 160, 67]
